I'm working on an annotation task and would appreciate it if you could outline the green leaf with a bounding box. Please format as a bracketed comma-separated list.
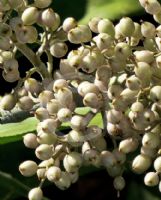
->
[53, 0, 145, 23]
[0, 108, 103, 145]
[0, 117, 38, 144]
[80, 0, 143, 23]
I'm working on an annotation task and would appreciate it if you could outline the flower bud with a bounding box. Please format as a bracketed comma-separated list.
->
[88, 17, 102, 33]
[34, 0, 52, 8]
[35, 144, 53, 160]
[21, 7, 39, 25]
[134, 50, 154, 63]
[37, 130, 57, 145]
[50, 42, 68, 58]
[67, 130, 84, 147]
[132, 154, 152, 174]
[113, 176, 126, 191]
[144, 172, 159, 186]
[19, 160, 37, 177]
[63, 152, 83, 172]
[97, 18, 115, 37]
[141, 21, 156, 38]
[0, 94, 16, 110]
[18, 96, 33, 111]
[100, 151, 117, 168]
[57, 108, 72, 122]
[47, 166, 62, 182]
[150, 86, 161, 101]
[23, 133, 38, 149]
[118, 17, 135, 37]
[119, 137, 139, 154]
[41, 8, 57, 28]
[55, 172, 71, 190]
[35, 107, 49, 121]
[142, 132, 160, 149]
[154, 156, 161, 172]
[126, 75, 141, 91]
[28, 187, 43, 200]
[38, 90, 54, 107]
[63, 17, 77, 32]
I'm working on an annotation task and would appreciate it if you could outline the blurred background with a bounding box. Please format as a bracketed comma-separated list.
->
[1, 0, 161, 200]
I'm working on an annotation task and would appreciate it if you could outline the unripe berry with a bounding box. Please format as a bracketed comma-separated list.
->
[150, 86, 161, 101]
[154, 156, 161, 172]
[47, 166, 62, 182]
[41, 8, 57, 28]
[132, 22, 142, 38]
[0, 23, 12, 38]
[19, 160, 37, 177]
[93, 33, 114, 51]
[131, 102, 144, 113]
[113, 176, 126, 191]
[63, 152, 83, 173]
[68, 25, 92, 44]
[55, 172, 71, 190]
[70, 115, 86, 130]
[17, 26, 38, 44]
[118, 17, 135, 37]
[115, 42, 132, 59]
[24, 78, 41, 94]
[2, 70, 20, 82]
[81, 54, 98, 73]
[113, 149, 126, 165]
[18, 96, 33, 111]
[57, 108, 72, 122]
[106, 109, 123, 124]
[78, 81, 99, 97]
[126, 75, 141, 91]
[8, 0, 24, 9]
[83, 149, 101, 167]
[35, 107, 49, 121]
[134, 62, 152, 86]
[144, 172, 159, 186]
[100, 151, 117, 168]
[37, 130, 57, 145]
[34, 0, 52, 8]
[145, 0, 161, 15]
[21, 7, 39, 25]
[153, 12, 161, 24]
[97, 18, 115, 37]
[67, 130, 84, 147]
[132, 154, 152, 174]
[141, 146, 157, 158]
[55, 87, 73, 108]
[40, 118, 58, 133]
[88, 17, 102, 33]
[35, 144, 53, 160]
[107, 85, 123, 100]
[50, 42, 68, 58]
[141, 21, 156, 38]
[38, 90, 54, 107]
[46, 99, 60, 115]
[119, 138, 139, 154]
[28, 187, 43, 200]
[0, 94, 16, 111]
[0, 36, 12, 51]
[63, 17, 77, 32]
[156, 55, 161, 68]
[142, 132, 160, 149]
[107, 165, 123, 178]
[23, 133, 38, 149]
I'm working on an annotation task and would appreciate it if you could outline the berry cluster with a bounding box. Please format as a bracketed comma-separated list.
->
[1, 0, 161, 199]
